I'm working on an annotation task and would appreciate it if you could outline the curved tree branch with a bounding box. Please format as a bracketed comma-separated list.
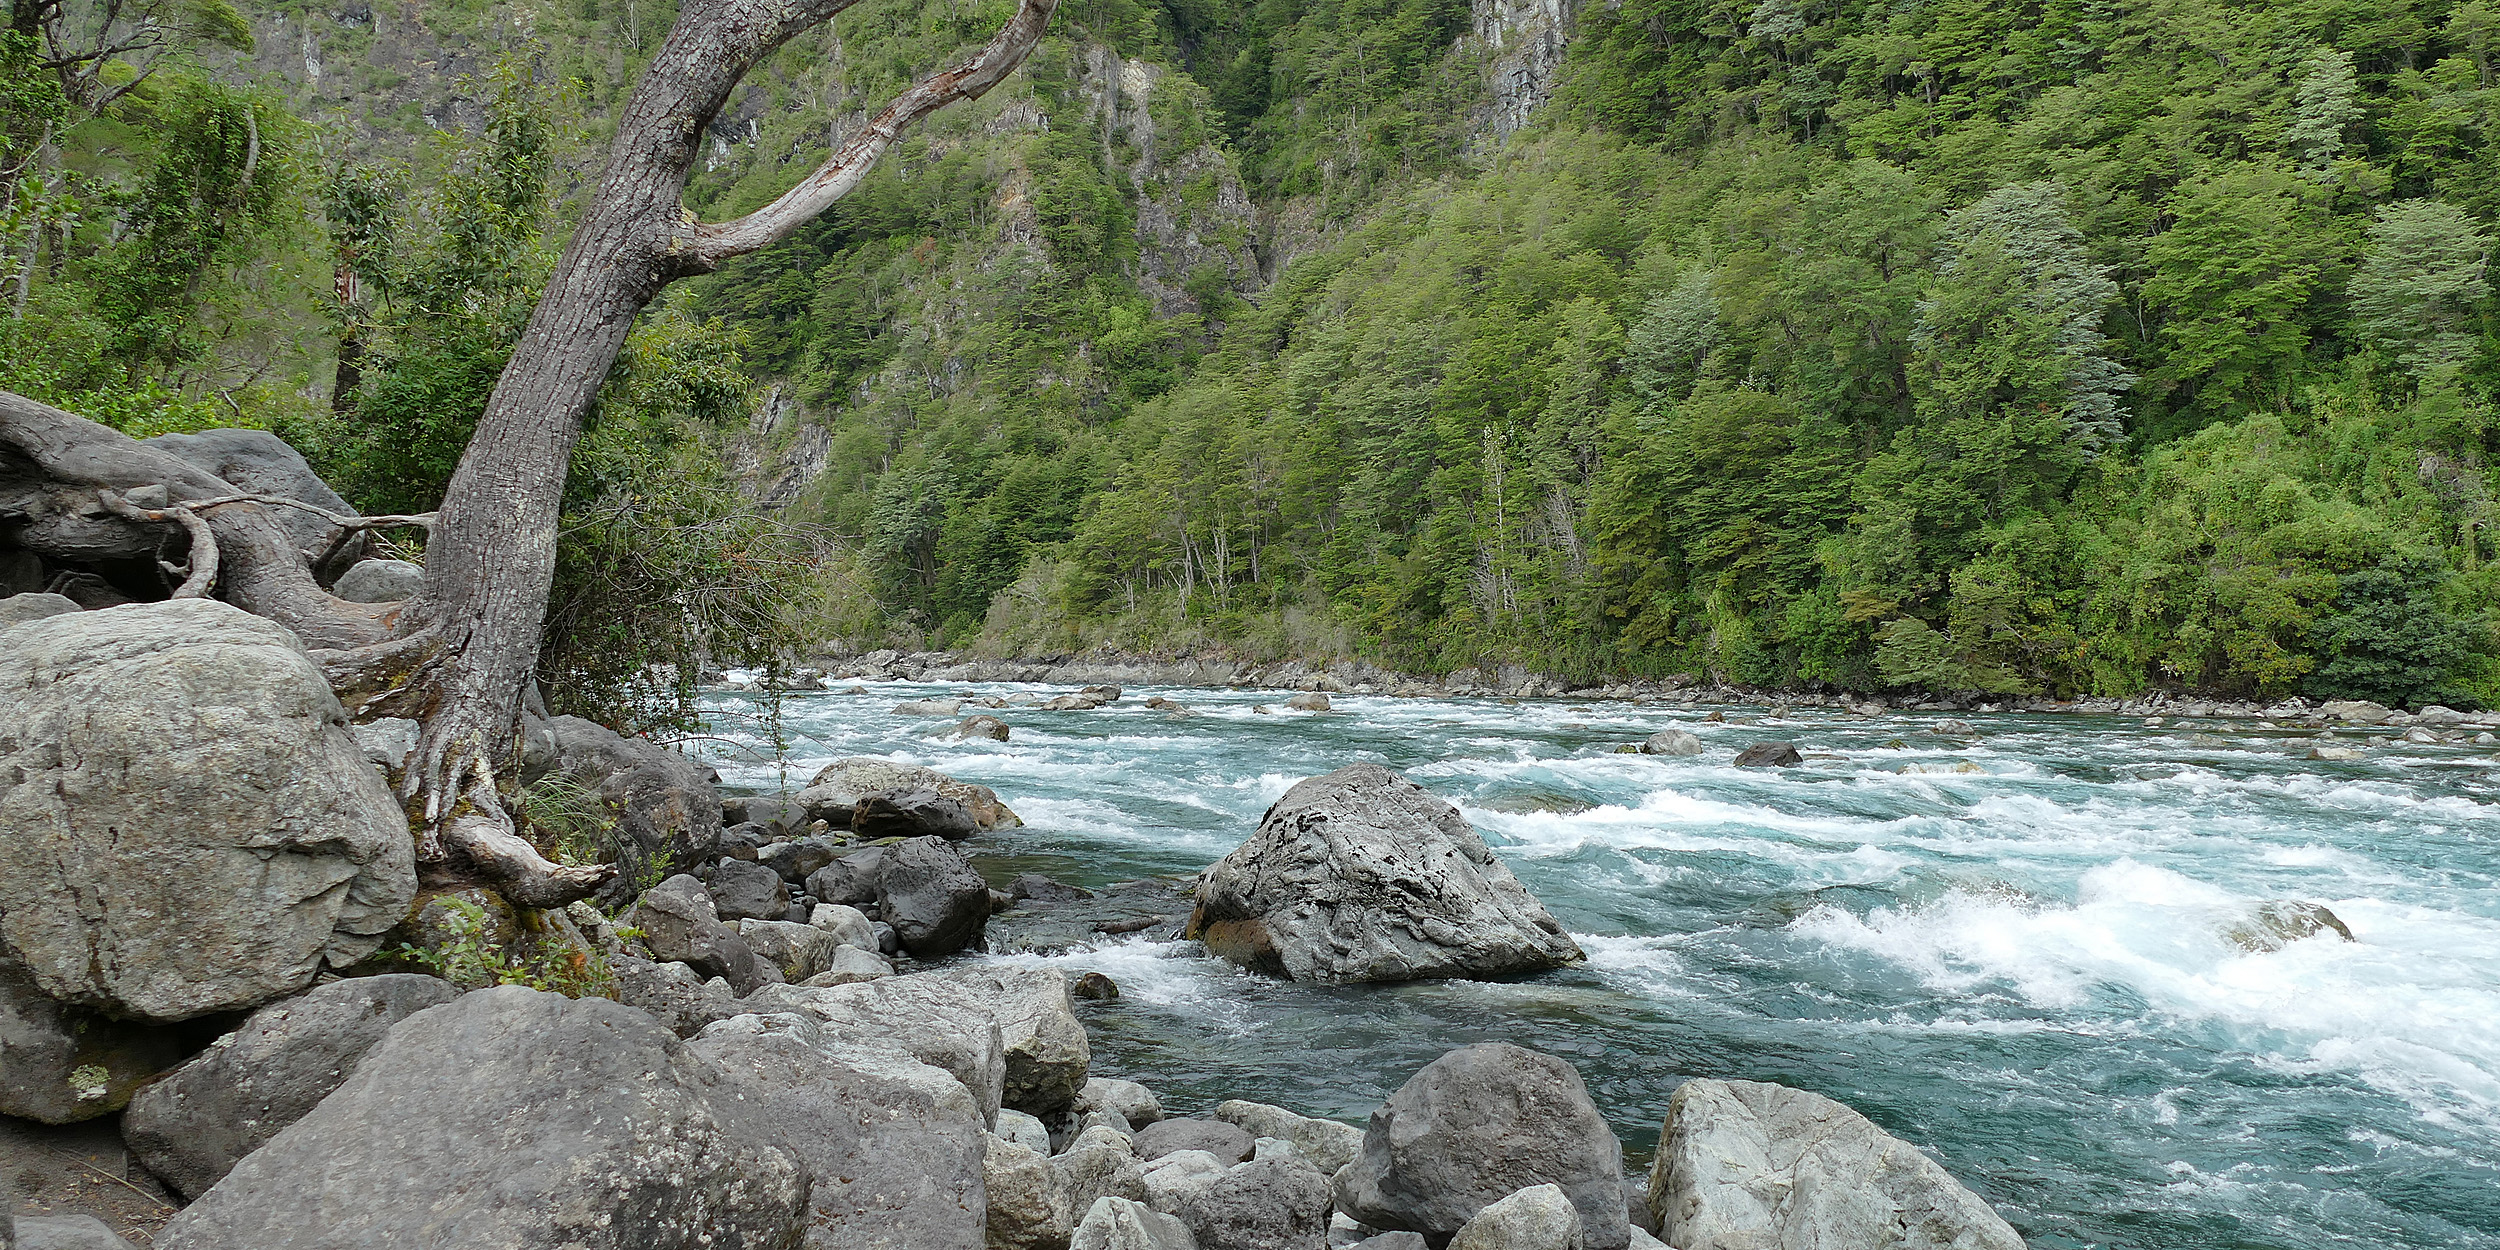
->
[681, 0, 1058, 264]
[97, 488, 217, 598]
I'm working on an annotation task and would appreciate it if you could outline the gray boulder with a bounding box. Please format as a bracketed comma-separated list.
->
[1639, 729, 1702, 756]
[1072, 1198, 1198, 1250]
[546, 715, 721, 905]
[1336, 1043, 1627, 1249]
[1450, 1185, 1584, 1250]
[1057, 1135, 1151, 1217]
[800, 758, 1022, 829]
[875, 836, 992, 958]
[853, 789, 981, 841]
[1733, 742, 1803, 767]
[711, 857, 794, 922]
[156, 986, 811, 1250]
[761, 836, 845, 883]
[803, 944, 894, 986]
[1186, 764, 1583, 983]
[0, 591, 80, 630]
[143, 427, 360, 557]
[1286, 693, 1331, 711]
[611, 955, 746, 1037]
[329, 559, 423, 603]
[1135, 1118, 1253, 1164]
[1081, 1077, 1165, 1127]
[739, 919, 840, 981]
[626, 875, 771, 995]
[807, 849, 886, 905]
[1649, 1079, 2023, 1250]
[13, 1214, 139, 1249]
[689, 1022, 987, 1250]
[957, 715, 1011, 741]
[122, 973, 458, 1198]
[996, 1107, 1055, 1152]
[0, 599, 415, 1022]
[1157, 1157, 1331, 1250]
[985, 1135, 1074, 1250]
[1214, 1100, 1362, 1175]
[0, 960, 192, 1123]
[744, 965, 1087, 1117]
[809, 903, 878, 949]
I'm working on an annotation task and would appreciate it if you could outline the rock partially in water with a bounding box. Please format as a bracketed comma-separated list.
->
[895, 698, 964, 715]
[1287, 693, 1332, 711]
[1733, 742, 1804, 768]
[1640, 729, 1703, 756]
[1449, 1184, 1584, 1250]
[800, 757, 1022, 829]
[122, 973, 457, 1199]
[876, 836, 992, 957]
[2318, 699, 2395, 724]
[2222, 900, 2356, 952]
[157, 986, 811, 1250]
[1187, 764, 1583, 984]
[1335, 1043, 1627, 1250]
[1648, 1078, 2022, 1250]
[957, 714, 1012, 741]
[853, 788, 980, 841]
[2306, 745, 2367, 761]
[1074, 971, 1121, 1000]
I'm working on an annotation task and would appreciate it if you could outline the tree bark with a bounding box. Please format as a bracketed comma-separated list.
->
[397, 0, 1057, 823]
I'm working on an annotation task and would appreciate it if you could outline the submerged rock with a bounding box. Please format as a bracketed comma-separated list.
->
[2222, 900, 2355, 952]
[1186, 764, 1583, 984]
[1649, 1078, 2022, 1250]
[0, 599, 415, 1023]
[1335, 1043, 1627, 1249]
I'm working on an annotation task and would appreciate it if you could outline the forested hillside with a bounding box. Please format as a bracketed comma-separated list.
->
[4, 0, 2496, 711]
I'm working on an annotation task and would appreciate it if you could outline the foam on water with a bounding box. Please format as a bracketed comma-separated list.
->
[694, 687, 2500, 1249]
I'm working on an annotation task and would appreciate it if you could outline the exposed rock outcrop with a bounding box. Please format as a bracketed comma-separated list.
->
[157, 986, 811, 1250]
[1649, 1079, 2023, 1250]
[0, 600, 415, 1022]
[799, 758, 1022, 829]
[1187, 764, 1582, 983]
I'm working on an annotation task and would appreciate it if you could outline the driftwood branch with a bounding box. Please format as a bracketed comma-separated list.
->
[438, 753, 612, 909]
[681, 0, 1057, 263]
[97, 489, 218, 598]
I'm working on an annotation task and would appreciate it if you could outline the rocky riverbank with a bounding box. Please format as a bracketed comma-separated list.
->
[0, 594, 2045, 1246]
[727, 647, 2494, 732]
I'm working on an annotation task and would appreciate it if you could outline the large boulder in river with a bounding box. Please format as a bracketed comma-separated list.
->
[1640, 729, 1703, 756]
[747, 965, 1088, 1118]
[853, 788, 981, 840]
[156, 986, 811, 1250]
[1185, 764, 1582, 984]
[690, 1015, 989, 1250]
[0, 599, 416, 1022]
[1733, 742, 1803, 767]
[799, 757, 1022, 829]
[122, 973, 458, 1199]
[1648, 1079, 2022, 1250]
[1335, 1043, 1627, 1249]
[0, 959, 194, 1123]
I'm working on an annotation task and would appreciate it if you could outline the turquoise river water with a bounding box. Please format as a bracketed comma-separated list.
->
[694, 682, 2500, 1250]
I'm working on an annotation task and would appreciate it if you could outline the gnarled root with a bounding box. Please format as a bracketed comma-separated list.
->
[432, 751, 613, 910]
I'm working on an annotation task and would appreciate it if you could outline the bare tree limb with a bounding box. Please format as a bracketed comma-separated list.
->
[438, 753, 612, 909]
[96, 488, 216, 598]
[681, 0, 1057, 264]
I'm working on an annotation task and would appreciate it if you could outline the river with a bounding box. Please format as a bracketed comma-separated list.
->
[694, 681, 2500, 1250]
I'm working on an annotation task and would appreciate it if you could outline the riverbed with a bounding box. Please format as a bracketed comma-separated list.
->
[694, 682, 2500, 1250]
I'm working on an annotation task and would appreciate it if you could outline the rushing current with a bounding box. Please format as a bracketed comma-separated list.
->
[693, 680, 2500, 1250]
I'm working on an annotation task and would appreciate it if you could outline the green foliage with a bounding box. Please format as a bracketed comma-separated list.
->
[387, 897, 617, 999]
[2305, 551, 2483, 706]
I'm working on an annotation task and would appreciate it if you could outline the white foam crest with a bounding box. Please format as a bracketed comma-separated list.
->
[1795, 861, 2500, 1123]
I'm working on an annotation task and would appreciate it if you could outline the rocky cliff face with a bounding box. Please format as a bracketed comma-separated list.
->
[1466, 0, 1581, 141]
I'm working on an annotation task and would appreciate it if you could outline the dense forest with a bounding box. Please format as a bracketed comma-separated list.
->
[3, 0, 2495, 717]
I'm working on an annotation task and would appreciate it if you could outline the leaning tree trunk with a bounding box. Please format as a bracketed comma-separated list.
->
[395, 0, 1058, 858]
